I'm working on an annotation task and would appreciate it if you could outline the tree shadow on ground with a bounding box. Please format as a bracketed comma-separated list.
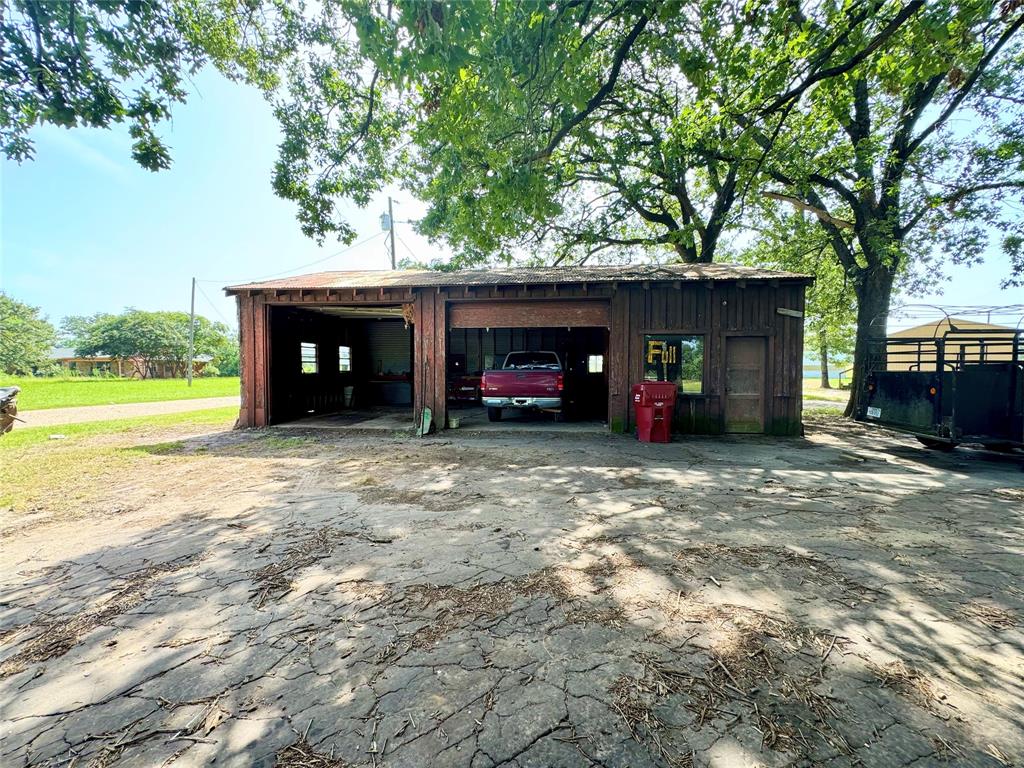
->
[1, 421, 1022, 767]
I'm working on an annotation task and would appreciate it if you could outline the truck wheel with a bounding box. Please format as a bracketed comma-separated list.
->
[916, 436, 957, 452]
[487, 407, 502, 422]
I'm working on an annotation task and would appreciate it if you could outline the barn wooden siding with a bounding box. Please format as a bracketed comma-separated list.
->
[234, 279, 805, 435]
[608, 281, 807, 436]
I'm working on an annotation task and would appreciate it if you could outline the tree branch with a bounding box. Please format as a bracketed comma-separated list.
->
[898, 179, 1024, 236]
[760, 0, 924, 116]
[525, 10, 649, 163]
[764, 191, 854, 230]
[905, 10, 1024, 157]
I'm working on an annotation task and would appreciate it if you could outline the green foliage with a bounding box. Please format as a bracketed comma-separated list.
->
[212, 339, 240, 376]
[0, 0, 289, 170]
[736, 1, 1024, 291]
[256, 1, 767, 264]
[0, 293, 56, 375]
[248, 1, 1023, 290]
[62, 309, 233, 379]
[734, 210, 856, 363]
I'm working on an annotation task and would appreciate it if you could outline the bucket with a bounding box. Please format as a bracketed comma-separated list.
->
[448, 415, 460, 429]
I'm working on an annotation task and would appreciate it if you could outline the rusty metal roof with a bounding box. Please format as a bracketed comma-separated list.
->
[225, 263, 811, 294]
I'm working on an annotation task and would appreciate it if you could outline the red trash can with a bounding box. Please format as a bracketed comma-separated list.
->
[632, 382, 677, 442]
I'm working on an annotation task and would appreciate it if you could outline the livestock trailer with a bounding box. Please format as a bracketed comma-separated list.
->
[859, 326, 1023, 451]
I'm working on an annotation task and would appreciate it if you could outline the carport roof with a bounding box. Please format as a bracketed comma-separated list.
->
[226, 263, 811, 294]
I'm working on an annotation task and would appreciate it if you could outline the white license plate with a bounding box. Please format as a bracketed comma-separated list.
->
[866, 406, 881, 419]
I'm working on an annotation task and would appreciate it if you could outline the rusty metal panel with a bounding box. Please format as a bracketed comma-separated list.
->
[448, 300, 610, 329]
[725, 337, 766, 433]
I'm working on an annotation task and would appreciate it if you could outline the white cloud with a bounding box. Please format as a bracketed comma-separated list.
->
[40, 128, 134, 184]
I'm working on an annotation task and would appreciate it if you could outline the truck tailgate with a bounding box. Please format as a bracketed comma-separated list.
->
[483, 371, 561, 396]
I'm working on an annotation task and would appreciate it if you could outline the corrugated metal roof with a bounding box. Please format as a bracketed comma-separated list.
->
[889, 318, 1016, 338]
[225, 263, 811, 293]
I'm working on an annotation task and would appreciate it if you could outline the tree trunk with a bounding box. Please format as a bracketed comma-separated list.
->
[845, 266, 895, 418]
[819, 332, 831, 389]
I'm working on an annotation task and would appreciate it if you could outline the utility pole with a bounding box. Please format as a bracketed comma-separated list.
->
[187, 277, 196, 387]
[388, 195, 396, 270]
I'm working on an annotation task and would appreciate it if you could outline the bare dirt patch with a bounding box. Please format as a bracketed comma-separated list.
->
[2, 424, 1022, 768]
[0, 554, 198, 678]
[673, 543, 876, 602]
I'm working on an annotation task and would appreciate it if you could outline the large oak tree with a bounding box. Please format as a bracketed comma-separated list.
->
[259, 0, 1023, 414]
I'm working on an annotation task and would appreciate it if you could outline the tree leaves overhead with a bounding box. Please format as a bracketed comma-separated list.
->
[0, 0, 289, 170]
[265, 0, 766, 263]
[256, 0, 1022, 279]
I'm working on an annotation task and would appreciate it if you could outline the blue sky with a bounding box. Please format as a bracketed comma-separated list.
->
[2, 67, 1021, 333]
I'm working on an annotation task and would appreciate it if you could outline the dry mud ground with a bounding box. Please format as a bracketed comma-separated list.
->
[1, 419, 1022, 768]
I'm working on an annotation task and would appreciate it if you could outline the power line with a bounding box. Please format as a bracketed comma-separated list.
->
[195, 282, 235, 327]
[888, 302, 1024, 330]
[396, 234, 419, 262]
[195, 230, 388, 285]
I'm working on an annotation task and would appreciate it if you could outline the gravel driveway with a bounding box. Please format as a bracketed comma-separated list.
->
[1, 418, 1021, 767]
[17, 396, 240, 428]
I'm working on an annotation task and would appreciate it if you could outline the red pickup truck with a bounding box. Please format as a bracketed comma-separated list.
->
[480, 351, 564, 422]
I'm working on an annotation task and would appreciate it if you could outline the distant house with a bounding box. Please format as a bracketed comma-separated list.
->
[887, 318, 1017, 371]
[49, 348, 211, 379]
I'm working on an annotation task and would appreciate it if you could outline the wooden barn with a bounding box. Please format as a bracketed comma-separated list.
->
[225, 264, 811, 435]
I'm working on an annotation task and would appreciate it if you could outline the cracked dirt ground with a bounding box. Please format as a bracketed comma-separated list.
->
[1, 418, 1022, 767]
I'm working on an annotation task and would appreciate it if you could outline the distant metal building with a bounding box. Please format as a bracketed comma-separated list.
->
[887, 318, 1017, 370]
[225, 264, 812, 435]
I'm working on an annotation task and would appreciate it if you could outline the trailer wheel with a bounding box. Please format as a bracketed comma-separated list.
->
[916, 436, 957, 452]
[984, 443, 1020, 454]
[487, 407, 502, 422]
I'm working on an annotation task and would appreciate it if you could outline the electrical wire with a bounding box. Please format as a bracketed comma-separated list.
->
[195, 230, 388, 285]
[196, 282, 235, 327]
[888, 302, 1024, 331]
[396, 234, 419, 262]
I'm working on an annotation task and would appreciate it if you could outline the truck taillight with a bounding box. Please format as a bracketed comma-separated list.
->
[556, 374, 564, 391]
[480, 373, 488, 390]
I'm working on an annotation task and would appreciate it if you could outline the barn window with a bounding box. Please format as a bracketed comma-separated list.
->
[338, 345, 352, 372]
[587, 354, 604, 374]
[300, 342, 318, 374]
[643, 335, 704, 394]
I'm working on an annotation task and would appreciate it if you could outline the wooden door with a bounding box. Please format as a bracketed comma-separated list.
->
[725, 337, 766, 433]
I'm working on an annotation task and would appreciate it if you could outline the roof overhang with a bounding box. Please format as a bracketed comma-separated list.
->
[225, 263, 814, 296]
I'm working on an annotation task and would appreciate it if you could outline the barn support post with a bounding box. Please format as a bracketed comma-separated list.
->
[236, 292, 270, 428]
[252, 293, 270, 426]
[433, 290, 448, 430]
[608, 288, 631, 433]
[237, 294, 255, 427]
[412, 289, 447, 433]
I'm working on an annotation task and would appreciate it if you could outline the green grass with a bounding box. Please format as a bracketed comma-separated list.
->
[803, 379, 851, 403]
[4, 376, 239, 410]
[0, 407, 238, 513]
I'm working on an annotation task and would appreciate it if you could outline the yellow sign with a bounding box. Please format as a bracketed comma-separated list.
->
[646, 340, 677, 364]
